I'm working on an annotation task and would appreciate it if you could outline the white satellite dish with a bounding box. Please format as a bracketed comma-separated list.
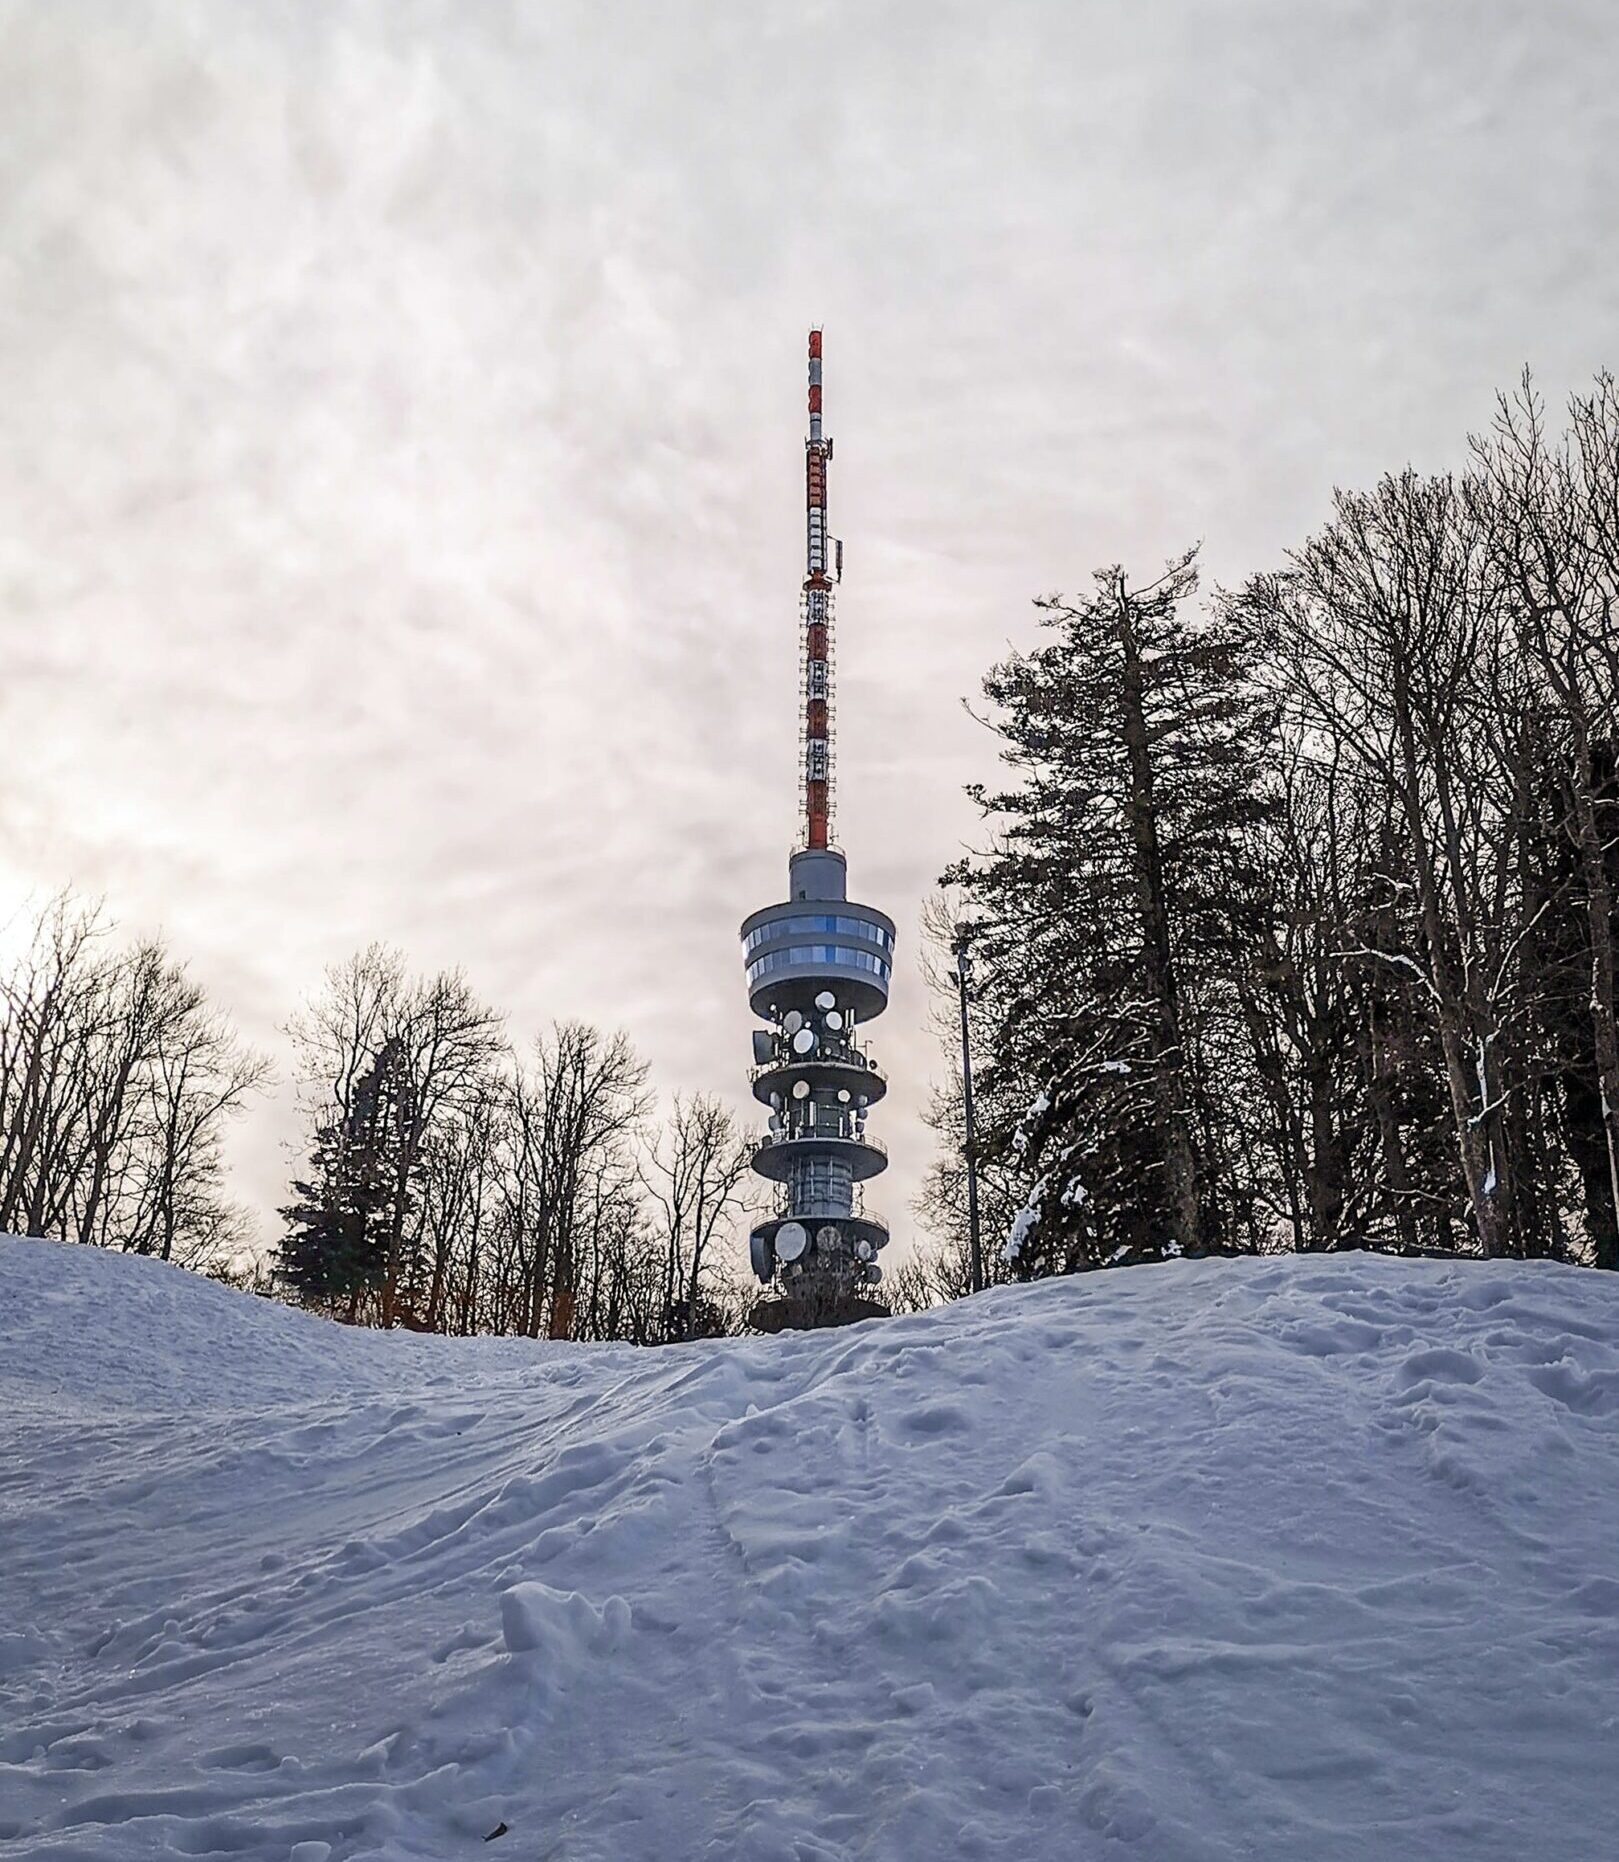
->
[792, 1027, 816, 1055]
[815, 990, 836, 1010]
[792, 1079, 810, 1099]
[855, 1237, 874, 1261]
[837, 1089, 851, 1104]
[816, 1225, 840, 1249]
[783, 1010, 803, 1035]
[769, 1092, 783, 1110]
[825, 1010, 843, 1031]
[776, 1221, 808, 1263]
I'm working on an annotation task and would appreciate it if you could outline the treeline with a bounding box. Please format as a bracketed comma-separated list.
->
[932, 374, 1619, 1278]
[276, 947, 755, 1341]
[1, 905, 757, 1339]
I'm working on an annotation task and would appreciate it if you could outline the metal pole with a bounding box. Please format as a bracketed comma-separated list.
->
[954, 929, 984, 1295]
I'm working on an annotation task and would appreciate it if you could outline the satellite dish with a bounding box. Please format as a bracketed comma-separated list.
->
[815, 990, 836, 1011]
[769, 1092, 783, 1110]
[857, 1095, 869, 1109]
[816, 1225, 840, 1249]
[752, 1030, 774, 1066]
[768, 1115, 783, 1135]
[776, 1221, 808, 1263]
[855, 1237, 874, 1261]
[791, 1079, 809, 1099]
[837, 1089, 851, 1104]
[749, 1233, 774, 1281]
[783, 1010, 803, 1035]
[864, 1263, 883, 1286]
[792, 1027, 816, 1055]
[825, 1011, 843, 1031]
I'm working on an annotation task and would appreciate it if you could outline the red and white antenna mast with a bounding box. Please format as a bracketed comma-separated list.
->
[802, 328, 837, 851]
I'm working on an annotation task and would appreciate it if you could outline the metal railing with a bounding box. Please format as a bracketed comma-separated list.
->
[749, 1052, 884, 1089]
[753, 1127, 886, 1164]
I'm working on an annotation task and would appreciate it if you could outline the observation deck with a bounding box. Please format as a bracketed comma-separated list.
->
[741, 900, 895, 1022]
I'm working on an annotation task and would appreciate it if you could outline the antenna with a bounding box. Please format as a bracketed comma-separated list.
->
[803, 329, 834, 852]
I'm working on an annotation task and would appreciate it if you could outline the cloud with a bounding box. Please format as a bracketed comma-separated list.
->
[2, 0, 1616, 1253]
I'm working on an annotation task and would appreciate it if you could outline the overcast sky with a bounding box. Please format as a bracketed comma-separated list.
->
[3, 0, 1617, 1263]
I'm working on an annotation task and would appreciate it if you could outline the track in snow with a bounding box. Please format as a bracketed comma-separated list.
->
[2, 1236, 1616, 1859]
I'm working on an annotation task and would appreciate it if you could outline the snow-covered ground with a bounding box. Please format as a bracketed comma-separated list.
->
[2, 1238, 1616, 1860]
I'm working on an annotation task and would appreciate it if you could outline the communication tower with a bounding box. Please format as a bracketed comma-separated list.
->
[742, 331, 895, 1330]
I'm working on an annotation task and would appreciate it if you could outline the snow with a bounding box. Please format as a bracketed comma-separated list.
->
[2, 1237, 1617, 1860]
[1004, 1201, 1038, 1262]
[1010, 1090, 1048, 1158]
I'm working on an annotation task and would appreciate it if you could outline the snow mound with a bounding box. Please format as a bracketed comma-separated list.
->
[499, 1581, 631, 1659]
[2, 1235, 1616, 1860]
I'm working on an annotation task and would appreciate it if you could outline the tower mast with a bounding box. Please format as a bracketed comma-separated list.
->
[803, 328, 833, 851]
[740, 332, 896, 1330]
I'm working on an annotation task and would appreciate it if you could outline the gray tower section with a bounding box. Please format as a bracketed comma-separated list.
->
[741, 846, 895, 1301]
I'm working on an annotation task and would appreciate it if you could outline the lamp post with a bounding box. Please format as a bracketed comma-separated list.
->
[953, 926, 985, 1296]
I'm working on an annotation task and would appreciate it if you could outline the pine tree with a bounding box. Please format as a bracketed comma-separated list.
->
[276, 1040, 409, 1320]
[948, 550, 1275, 1275]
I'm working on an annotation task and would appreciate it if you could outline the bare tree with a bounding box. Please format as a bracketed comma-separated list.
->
[642, 1093, 754, 1340]
[1239, 474, 1530, 1257]
[912, 892, 1022, 1288]
[1472, 376, 1619, 1263]
[0, 894, 265, 1261]
[507, 1022, 650, 1340]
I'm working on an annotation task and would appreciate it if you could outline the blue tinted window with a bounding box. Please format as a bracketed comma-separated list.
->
[742, 914, 893, 957]
[746, 945, 891, 987]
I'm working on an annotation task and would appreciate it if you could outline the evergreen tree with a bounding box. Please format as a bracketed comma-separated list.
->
[277, 1039, 410, 1320]
[948, 551, 1275, 1275]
